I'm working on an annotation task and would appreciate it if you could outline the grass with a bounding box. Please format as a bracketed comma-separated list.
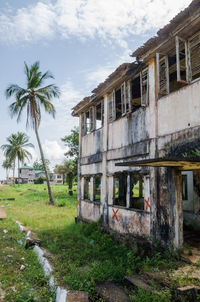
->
[0, 184, 196, 301]
[0, 217, 55, 301]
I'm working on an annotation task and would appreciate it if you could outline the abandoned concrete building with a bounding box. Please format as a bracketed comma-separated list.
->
[72, 0, 200, 249]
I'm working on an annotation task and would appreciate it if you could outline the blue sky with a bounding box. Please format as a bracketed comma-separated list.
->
[0, 0, 192, 178]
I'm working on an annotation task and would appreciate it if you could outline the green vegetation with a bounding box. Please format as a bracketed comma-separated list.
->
[0, 184, 197, 301]
[1, 132, 34, 183]
[5, 61, 60, 205]
[0, 218, 55, 301]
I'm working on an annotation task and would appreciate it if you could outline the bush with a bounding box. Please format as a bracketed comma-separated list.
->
[34, 177, 46, 184]
[56, 200, 66, 207]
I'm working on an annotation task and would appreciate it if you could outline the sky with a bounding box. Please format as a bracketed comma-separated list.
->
[0, 0, 192, 179]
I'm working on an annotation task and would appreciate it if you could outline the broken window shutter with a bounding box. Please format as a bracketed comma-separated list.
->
[189, 33, 200, 81]
[125, 80, 131, 113]
[89, 107, 95, 131]
[81, 113, 86, 136]
[121, 82, 126, 115]
[156, 53, 169, 96]
[140, 68, 149, 106]
[176, 36, 189, 83]
[101, 100, 104, 126]
[112, 90, 116, 121]
[108, 93, 113, 122]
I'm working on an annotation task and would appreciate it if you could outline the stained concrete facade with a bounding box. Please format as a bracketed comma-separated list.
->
[72, 0, 200, 249]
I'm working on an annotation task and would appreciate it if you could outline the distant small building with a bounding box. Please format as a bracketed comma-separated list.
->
[35, 170, 46, 179]
[52, 174, 63, 185]
[19, 166, 35, 184]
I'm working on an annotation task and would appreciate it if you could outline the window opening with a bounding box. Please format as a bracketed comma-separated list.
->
[114, 174, 127, 207]
[84, 177, 91, 200]
[115, 88, 122, 119]
[94, 175, 101, 201]
[96, 102, 104, 129]
[182, 174, 188, 201]
[131, 75, 141, 111]
[130, 174, 144, 210]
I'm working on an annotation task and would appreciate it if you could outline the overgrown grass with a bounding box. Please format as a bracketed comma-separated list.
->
[0, 217, 55, 301]
[0, 184, 191, 301]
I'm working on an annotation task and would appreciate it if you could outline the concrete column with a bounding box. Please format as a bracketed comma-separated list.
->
[108, 176, 114, 206]
[101, 94, 108, 226]
[78, 115, 82, 217]
[139, 179, 143, 198]
[90, 176, 94, 202]
[173, 169, 183, 249]
[144, 176, 150, 212]
[153, 167, 183, 249]
[126, 174, 131, 208]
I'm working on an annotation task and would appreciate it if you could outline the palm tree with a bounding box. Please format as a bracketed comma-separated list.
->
[2, 159, 13, 180]
[1, 132, 34, 184]
[5, 62, 60, 204]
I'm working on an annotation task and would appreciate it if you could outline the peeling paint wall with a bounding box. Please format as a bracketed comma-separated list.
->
[158, 81, 200, 136]
[108, 206, 150, 238]
[82, 128, 103, 157]
[81, 200, 101, 222]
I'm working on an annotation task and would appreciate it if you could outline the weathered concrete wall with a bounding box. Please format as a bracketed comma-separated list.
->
[158, 80, 200, 136]
[152, 168, 183, 248]
[82, 128, 103, 157]
[108, 205, 150, 238]
[81, 200, 101, 222]
[108, 109, 148, 151]
[183, 170, 200, 231]
[81, 163, 102, 175]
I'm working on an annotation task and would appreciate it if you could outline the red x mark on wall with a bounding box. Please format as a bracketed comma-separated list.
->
[144, 197, 150, 211]
[77, 200, 80, 207]
[112, 208, 119, 221]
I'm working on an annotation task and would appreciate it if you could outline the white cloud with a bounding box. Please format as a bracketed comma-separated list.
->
[86, 48, 133, 89]
[40, 80, 81, 139]
[42, 139, 67, 161]
[0, 0, 192, 46]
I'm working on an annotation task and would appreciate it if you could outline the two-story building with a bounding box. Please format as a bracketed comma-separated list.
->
[72, 0, 200, 249]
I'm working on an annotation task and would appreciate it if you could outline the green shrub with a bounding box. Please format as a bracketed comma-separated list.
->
[34, 177, 46, 184]
[56, 200, 66, 207]
[130, 288, 171, 302]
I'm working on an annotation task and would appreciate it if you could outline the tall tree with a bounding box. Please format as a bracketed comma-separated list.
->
[64, 159, 76, 195]
[61, 126, 79, 160]
[1, 132, 33, 183]
[54, 164, 68, 185]
[2, 158, 13, 180]
[33, 158, 50, 172]
[5, 62, 60, 204]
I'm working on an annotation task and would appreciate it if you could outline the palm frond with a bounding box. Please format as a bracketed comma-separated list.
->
[6, 84, 24, 99]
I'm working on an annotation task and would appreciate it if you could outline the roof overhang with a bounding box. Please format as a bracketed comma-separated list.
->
[115, 158, 200, 171]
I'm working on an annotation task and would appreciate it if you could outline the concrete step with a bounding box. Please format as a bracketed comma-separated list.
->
[176, 285, 200, 301]
[66, 291, 89, 302]
[95, 281, 130, 302]
[0, 208, 6, 219]
[124, 275, 152, 291]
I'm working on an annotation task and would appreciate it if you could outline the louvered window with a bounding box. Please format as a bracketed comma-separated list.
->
[176, 36, 189, 83]
[189, 33, 200, 81]
[81, 113, 86, 136]
[156, 53, 169, 96]
[140, 68, 149, 106]
[107, 91, 116, 123]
